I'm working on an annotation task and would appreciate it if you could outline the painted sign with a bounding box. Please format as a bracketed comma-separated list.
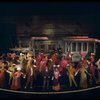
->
[72, 53, 81, 62]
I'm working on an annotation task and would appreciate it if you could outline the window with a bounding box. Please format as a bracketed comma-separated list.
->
[83, 43, 87, 51]
[88, 43, 94, 53]
[20, 41, 29, 48]
[48, 45, 52, 50]
[40, 45, 45, 52]
[77, 43, 81, 51]
[34, 44, 37, 49]
[72, 43, 76, 52]
[40, 45, 45, 49]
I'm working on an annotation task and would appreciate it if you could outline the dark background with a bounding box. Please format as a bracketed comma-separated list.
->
[0, 2, 100, 58]
[0, 2, 100, 51]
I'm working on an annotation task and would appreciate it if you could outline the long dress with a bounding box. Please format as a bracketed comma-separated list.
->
[0, 69, 5, 88]
[52, 69, 61, 91]
[36, 52, 43, 68]
[60, 56, 68, 72]
[67, 65, 77, 87]
[11, 71, 24, 90]
[25, 67, 34, 88]
[80, 68, 88, 88]
[95, 59, 100, 82]
[7, 65, 16, 84]
[43, 67, 50, 89]
[50, 53, 58, 70]
[20, 57, 27, 73]
[35, 53, 43, 76]
[39, 56, 48, 75]
[88, 63, 97, 83]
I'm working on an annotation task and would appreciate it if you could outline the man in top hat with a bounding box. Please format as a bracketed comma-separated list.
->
[43, 66, 50, 90]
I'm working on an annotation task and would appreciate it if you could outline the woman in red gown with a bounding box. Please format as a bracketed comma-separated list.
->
[0, 62, 5, 88]
[11, 65, 25, 90]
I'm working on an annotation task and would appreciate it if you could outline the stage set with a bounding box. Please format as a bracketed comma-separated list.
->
[1, 3, 100, 99]
[1, 22, 100, 93]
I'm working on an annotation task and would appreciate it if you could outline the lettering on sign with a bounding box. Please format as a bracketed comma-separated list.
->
[72, 53, 81, 62]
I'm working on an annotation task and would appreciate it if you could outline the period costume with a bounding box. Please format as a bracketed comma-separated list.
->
[25, 57, 36, 88]
[88, 60, 97, 83]
[19, 53, 27, 73]
[50, 53, 58, 70]
[79, 66, 91, 89]
[36, 52, 43, 68]
[0, 67, 5, 88]
[25, 67, 34, 89]
[66, 64, 77, 87]
[0, 62, 6, 88]
[87, 53, 97, 84]
[7, 63, 16, 85]
[11, 66, 25, 90]
[52, 65, 61, 91]
[95, 59, 100, 82]
[43, 67, 50, 89]
[39, 54, 48, 75]
[60, 54, 68, 71]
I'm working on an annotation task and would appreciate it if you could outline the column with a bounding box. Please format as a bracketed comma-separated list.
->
[94, 42, 96, 54]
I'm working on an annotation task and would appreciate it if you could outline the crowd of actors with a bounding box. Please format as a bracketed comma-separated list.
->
[0, 49, 100, 92]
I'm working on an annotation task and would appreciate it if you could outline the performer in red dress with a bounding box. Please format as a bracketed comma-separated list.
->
[50, 53, 58, 71]
[0, 62, 5, 88]
[11, 65, 25, 90]
[36, 52, 43, 67]
[39, 54, 48, 75]
[87, 53, 97, 84]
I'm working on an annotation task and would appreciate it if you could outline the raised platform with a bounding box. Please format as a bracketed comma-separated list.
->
[0, 86, 100, 99]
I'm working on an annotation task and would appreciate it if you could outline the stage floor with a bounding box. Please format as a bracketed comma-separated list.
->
[0, 85, 100, 99]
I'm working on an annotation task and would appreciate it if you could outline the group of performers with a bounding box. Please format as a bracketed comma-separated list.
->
[0, 49, 100, 92]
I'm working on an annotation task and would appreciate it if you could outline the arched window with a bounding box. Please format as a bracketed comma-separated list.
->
[88, 42, 94, 53]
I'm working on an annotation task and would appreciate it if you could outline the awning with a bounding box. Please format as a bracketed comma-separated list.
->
[64, 36, 100, 43]
[10, 48, 30, 52]
[31, 37, 48, 40]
